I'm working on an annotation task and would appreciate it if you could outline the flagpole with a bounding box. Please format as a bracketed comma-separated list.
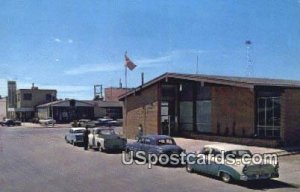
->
[124, 52, 128, 138]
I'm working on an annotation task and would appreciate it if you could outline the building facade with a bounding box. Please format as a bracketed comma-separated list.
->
[37, 100, 94, 123]
[7, 84, 57, 121]
[0, 97, 7, 120]
[120, 73, 300, 147]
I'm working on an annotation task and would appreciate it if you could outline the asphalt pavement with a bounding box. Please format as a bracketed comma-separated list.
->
[0, 127, 299, 192]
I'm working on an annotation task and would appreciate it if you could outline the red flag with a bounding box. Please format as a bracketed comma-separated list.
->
[125, 54, 137, 71]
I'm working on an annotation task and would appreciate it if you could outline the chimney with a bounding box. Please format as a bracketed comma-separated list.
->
[141, 72, 144, 85]
[32, 83, 34, 89]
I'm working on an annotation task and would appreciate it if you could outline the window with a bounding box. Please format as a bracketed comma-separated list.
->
[23, 93, 32, 101]
[196, 100, 211, 133]
[46, 94, 53, 101]
[257, 97, 281, 137]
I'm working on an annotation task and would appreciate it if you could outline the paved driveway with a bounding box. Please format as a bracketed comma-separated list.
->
[0, 127, 299, 192]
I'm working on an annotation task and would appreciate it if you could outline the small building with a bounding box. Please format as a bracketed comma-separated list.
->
[0, 96, 7, 120]
[7, 83, 57, 121]
[37, 99, 94, 123]
[93, 100, 123, 119]
[120, 73, 300, 147]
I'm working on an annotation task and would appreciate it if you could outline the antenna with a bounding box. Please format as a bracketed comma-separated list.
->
[245, 40, 254, 77]
[196, 55, 199, 74]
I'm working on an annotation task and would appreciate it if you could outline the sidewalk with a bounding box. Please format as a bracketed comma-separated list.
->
[173, 137, 300, 156]
[20, 122, 71, 128]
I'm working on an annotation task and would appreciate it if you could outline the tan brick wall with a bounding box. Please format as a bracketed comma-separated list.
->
[281, 89, 300, 146]
[211, 86, 255, 137]
[124, 84, 159, 138]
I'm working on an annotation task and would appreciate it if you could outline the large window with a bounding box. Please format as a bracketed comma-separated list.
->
[179, 83, 193, 131]
[23, 93, 32, 101]
[257, 97, 280, 137]
[196, 100, 211, 133]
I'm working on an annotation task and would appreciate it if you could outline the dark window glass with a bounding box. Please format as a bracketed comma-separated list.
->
[23, 93, 32, 100]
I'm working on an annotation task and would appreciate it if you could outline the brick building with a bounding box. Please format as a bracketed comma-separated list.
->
[105, 87, 132, 102]
[120, 73, 300, 147]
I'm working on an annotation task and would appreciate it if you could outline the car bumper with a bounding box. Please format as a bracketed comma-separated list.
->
[240, 172, 279, 181]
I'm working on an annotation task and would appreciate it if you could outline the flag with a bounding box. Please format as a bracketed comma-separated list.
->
[125, 54, 137, 71]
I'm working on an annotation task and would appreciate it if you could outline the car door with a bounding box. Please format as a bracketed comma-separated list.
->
[141, 138, 152, 156]
[194, 147, 211, 174]
[206, 148, 221, 176]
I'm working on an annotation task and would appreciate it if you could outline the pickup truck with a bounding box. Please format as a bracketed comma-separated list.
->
[88, 127, 127, 152]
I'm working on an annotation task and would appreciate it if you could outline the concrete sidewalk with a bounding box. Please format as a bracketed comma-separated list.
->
[18, 122, 71, 128]
[173, 137, 300, 156]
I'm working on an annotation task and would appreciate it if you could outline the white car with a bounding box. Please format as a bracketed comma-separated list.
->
[39, 118, 56, 126]
[65, 128, 86, 146]
[88, 127, 127, 152]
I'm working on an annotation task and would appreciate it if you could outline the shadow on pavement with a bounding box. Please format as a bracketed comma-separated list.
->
[235, 179, 299, 190]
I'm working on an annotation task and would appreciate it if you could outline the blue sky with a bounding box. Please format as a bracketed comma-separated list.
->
[1, 0, 300, 99]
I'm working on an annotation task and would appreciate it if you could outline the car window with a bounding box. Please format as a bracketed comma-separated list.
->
[99, 129, 115, 135]
[157, 138, 175, 145]
[211, 148, 221, 155]
[138, 138, 145, 144]
[73, 130, 84, 133]
[202, 147, 211, 155]
[144, 138, 151, 145]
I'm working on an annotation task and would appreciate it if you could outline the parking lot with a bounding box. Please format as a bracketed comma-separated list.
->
[0, 127, 299, 192]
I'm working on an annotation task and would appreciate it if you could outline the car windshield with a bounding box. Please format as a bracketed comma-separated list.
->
[97, 129, 115, 135]
[225, 150, 252, 159]
[157, 138, 175, 145]
[73, 130, 85, 133]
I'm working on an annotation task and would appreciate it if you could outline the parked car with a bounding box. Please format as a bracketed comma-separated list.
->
[0, 119, 21, 126]
[39, 118, 56, 126]
[77, 119, 91, 127]
[107, 120, 121, 127]
[125, 135, 184, 163]
[88, 127, 127, 152]
[65, 127, 86, 146]
[185, 144, 279, 183]
[96, 118, 113, 126]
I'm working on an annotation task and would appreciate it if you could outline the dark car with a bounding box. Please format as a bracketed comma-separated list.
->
[126, 135, 185, 164]
[1, 119, 21, 126]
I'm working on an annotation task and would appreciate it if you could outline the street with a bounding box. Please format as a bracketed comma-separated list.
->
[0, 127, 299, 192]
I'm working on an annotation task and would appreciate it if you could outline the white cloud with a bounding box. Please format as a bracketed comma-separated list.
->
[64, 49, 206, 75]
[68, 39, 73, 44]
[64, 64, 121, 75]
[55, 59, 60, 62]
[54, 38, 61, 43]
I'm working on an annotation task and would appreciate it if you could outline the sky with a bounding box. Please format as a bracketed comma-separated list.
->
[1, 0, 300, 99]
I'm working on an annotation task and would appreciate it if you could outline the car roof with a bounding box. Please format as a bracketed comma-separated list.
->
[70, 127, 86, 131]
[143, 135, 173, 140]
[92, 127, 114, 131]
[203, 144, 249, 152]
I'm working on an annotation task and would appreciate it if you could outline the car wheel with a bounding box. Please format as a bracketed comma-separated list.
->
[186, 164, 194, 173]
[98, 143, 103, 152]
[221, 172, 231, 183]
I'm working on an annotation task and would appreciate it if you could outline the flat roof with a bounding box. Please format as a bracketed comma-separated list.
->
[119, 72, 300, 100]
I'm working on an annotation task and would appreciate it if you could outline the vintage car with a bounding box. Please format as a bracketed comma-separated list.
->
[65, 127, 86, 145]
[125, 135, 184, 162]
[0, 119, 22, 126]
[88, 127, 127, 152]
[186, 144, 279, 183]
[77, 119, 91, 127]
[39, 118, 56, 126]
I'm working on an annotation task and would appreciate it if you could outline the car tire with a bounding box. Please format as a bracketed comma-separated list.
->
[186, 164, 194, 173]
[220, 172, 231, 183]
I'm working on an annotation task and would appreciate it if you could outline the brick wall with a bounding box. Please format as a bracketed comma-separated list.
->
[281, 89, 300, 146]
[124, 84, 159, 138]
[211, 86, 255, 137]
[105, 88, 130, 102]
